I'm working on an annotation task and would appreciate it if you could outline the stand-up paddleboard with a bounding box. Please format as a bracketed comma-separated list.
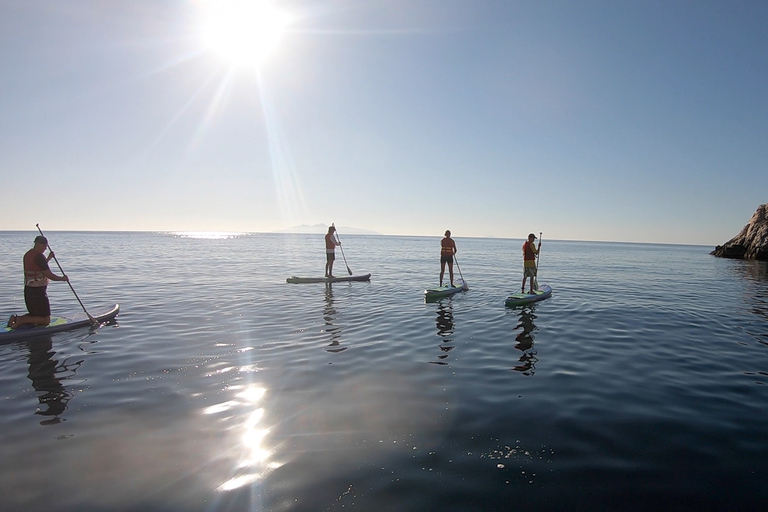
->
[424, 280, 468, 301]
[1, 304, 120, 341]
[505, 285, 552, 307]
[287, 273, 371, 284]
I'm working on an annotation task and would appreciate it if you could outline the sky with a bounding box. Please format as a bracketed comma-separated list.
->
[1, 0, 767, 245]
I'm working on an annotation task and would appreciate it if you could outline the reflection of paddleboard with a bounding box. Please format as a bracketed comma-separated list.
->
[1, 304, 120, 341]
[286, 273, 371, 284]
[505, 285, 552, 307]
[424, 280, 468, 300]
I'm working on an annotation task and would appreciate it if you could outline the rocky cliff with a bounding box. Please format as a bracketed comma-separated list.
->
[711, 204, 768, 260]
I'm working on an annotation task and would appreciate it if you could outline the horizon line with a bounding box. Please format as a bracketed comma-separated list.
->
[0, 229, 714, 247]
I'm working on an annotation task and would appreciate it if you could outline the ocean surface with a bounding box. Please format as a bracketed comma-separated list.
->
[1, 231, 767, 511]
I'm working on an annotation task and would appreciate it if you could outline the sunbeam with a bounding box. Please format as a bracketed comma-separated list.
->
[255, 72, 310, 226]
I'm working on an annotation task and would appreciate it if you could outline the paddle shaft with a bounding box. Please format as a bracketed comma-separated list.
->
[36, 224, 97, 323]
[534, 232, 542, 288]
[332, 223, 353, 275]
[454, 255, 467, 288]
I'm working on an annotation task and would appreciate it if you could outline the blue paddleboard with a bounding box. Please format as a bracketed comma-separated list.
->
[1, 304, 120, 341]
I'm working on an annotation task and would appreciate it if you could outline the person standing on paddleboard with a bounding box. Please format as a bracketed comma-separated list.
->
[440, 230, 457, 287]
[325, 226, 341, 277]
[7, 236, 69, 329]
[522, 233, 540, 294]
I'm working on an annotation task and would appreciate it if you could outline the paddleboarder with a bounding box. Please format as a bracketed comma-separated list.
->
[324, 226, 341, 278]
[7, 236, 69, 329]
[440, 230, 457, 287]
[521, 233, 540, 294]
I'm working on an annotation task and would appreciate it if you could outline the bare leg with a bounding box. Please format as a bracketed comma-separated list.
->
[440, 260, 446, 286]
[449, 263, 454, 287]
[10, 314, 51, 329]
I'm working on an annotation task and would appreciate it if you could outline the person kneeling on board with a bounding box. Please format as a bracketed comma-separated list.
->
[7, 236, 69, 329]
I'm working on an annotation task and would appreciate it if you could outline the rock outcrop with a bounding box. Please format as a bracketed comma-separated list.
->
[711, 204, 768, 260]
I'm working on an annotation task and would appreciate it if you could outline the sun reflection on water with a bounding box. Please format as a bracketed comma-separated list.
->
[202, 383, 279, 493]
[171, 231, 246, 239]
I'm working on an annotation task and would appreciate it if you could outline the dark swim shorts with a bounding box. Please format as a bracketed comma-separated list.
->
[326, 252, 335, 262]
[24, 286, 51, 317]
[441, 255, 454, 265]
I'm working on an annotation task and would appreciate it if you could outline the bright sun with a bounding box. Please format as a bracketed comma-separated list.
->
[198, 0, 292, 69]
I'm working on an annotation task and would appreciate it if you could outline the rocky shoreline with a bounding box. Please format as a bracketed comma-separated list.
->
[711, 204, 768, 260]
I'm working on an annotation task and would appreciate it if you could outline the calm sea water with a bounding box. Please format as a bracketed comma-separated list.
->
[1, 231, 767, 511]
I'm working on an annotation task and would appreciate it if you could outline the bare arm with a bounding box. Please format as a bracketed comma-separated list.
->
[43, 269, 68, 282]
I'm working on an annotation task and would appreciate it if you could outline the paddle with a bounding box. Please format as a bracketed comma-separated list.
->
[454, 255, 469, 290]
[36, 224, 98, 325]
[332, 223, 353, 275]
[534, 232, 542, 290]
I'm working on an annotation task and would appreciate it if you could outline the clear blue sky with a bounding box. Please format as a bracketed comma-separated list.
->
[1, 0, 766, 245]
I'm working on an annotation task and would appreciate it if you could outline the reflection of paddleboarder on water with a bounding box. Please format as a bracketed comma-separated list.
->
[436, 302, 454, 338]
[512, 308, 538, 375]
[324, 226, 341, 278]
[26, 336, 76, 423]
[8, 236, 69, 330]
[521, 233, 540, 294]
[323, 283, 345, 352]
[440, 230, 457, 287]
[430, 302, 455, 365]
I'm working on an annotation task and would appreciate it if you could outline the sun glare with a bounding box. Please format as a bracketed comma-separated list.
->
[198, 0, 292, 69]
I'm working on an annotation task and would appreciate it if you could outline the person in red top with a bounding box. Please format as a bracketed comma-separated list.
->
[7, 236, 69, 329]
[521, 233, 540, 294]
[324, 226, 341, 277]
[440, 230, 457, 287]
